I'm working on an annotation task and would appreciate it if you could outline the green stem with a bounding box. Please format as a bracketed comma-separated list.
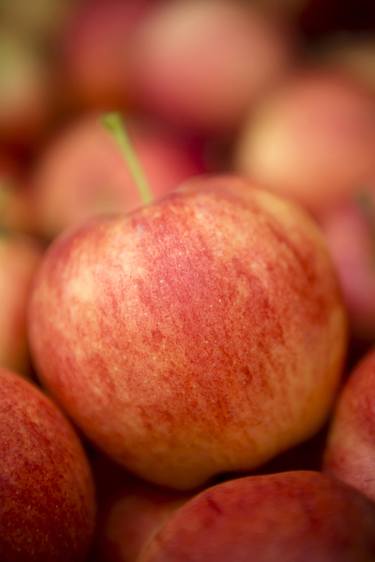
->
[101, 112, 153, 206]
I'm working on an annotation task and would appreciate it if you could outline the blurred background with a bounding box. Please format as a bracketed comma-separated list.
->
[0, 0, 375, 377]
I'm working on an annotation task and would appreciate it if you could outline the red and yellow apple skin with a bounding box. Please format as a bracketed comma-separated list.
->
[131, 0, 293, 133]
[320, 193, 375, 340]
[139, 471, 375, 562]
[235, 71, 375, 215]
[96, 477, 188, 562]
[324, 349, 375, 503]
[29, 176, 346, 489]
[0, 234, 42, 375]
[32, 115, 204, 239]
[0, 368, 96, 562]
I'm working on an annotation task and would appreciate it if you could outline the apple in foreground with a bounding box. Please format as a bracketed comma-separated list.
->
[29, 173, 346, 489]
[139, 471, 375, 562]
[324, 348, 375, 503]
[0, 233, 41, 375]
[32, 114, 203, 239]
[235, 70, 375, 215]
[131, 0, 293, 132]
[0, 368, 96, 562]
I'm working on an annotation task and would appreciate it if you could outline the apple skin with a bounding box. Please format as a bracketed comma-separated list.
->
[139, 471, 375, 562]
[0, 234, 42, 375]
[131, 0, 293, 133]
[95, 475, 188, 562]
[0, 368, 96, 562]
[324, 349, 375, 503]
[32, 114, 204, 239]
[0, 159, 37, 234]
[29, 175, 347, 489]
[235, 70, 375, 215]
[319, 193, 375, 340]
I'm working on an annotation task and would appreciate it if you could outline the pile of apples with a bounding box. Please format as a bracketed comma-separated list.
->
[1, 1, 375, 561]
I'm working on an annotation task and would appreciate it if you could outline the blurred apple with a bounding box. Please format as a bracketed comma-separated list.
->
[0, 233, 41, 375]
[62, 0, 154, 108]
[0, 367, 96, 562]
[32, 114, 204, 239]
[131, 0, 294, 133]
[320, 189, 375, 340]
[236, 70, 375, 215]
[0, 29, 50, 147]
[0, 157, 37, 234]
[29, 175, 346, 489]
[140, 471, 375, 562]
[325, 348, 375, 503]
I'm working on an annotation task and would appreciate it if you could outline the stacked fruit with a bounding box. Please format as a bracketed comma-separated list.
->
[1, 1, 375, 561]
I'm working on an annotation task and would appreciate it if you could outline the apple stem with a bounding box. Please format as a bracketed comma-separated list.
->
[101, 112, 153, 206]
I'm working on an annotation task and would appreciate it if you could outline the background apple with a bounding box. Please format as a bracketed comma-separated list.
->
[29, 175, 346, 489]
[0, 367, 96, 562]
[0, 233, 41, 375]
[131, 0, 294, 133]
[235, 70, 375, 215]
[140, 471, 375, 562]
[32, 113, 204, 239]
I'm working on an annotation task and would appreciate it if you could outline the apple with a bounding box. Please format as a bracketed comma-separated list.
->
[32, 114, 204, 239]
[0, 233, 42, 375]
[131, 0, 294, 133]
[139, 471, 375, 562]
[324, 348, 375, 503]
[0, 29, 50, 148]
[95, 475, 188, 562]
[62, 0, 153, 108]
[0, 367, 96, 562]
[319, 190, 375, 340]
[29, 172, 346, 489]
[235, 70, 375, 215]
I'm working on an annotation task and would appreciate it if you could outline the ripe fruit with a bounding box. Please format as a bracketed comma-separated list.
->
[140, 471, 375, 562]
[32, 115, 203, 239]
[29, 175, 346, 489]
[235, 71, 375, 214]
[0, 368, 96, 562]
[131, 0, 293, 132]
[0, 234, 41, 375]
[324, 349, 375, 502]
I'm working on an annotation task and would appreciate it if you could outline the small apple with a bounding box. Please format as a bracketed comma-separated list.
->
[140, 471, 375, 562]
[235, 70, 375, 215]
[0, 367, 96, 562]
[0, 233, 41, 375]
[324, 348, 375, 503]
[32, 114, 204, 239]
[29, 119, 347, 489]
[131, 0, 294, 133]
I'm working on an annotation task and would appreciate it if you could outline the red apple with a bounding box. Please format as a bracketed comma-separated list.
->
[139, 471, 375, 562]
[0, 158, 37, 234]
[235, 70, 375, 215]
[62, 0, 153, 108]
[29, 175, 346, 489]
[319, 190, 375, 340]
[0, 30, 50, 147]
[96, 475, 188, 562]
[32, 114, 204, 239]
[0, 233, 41, 375]
[0, 367, 96, 562]
[324, 348, 375, 503]
[131, 0, 294, 133]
